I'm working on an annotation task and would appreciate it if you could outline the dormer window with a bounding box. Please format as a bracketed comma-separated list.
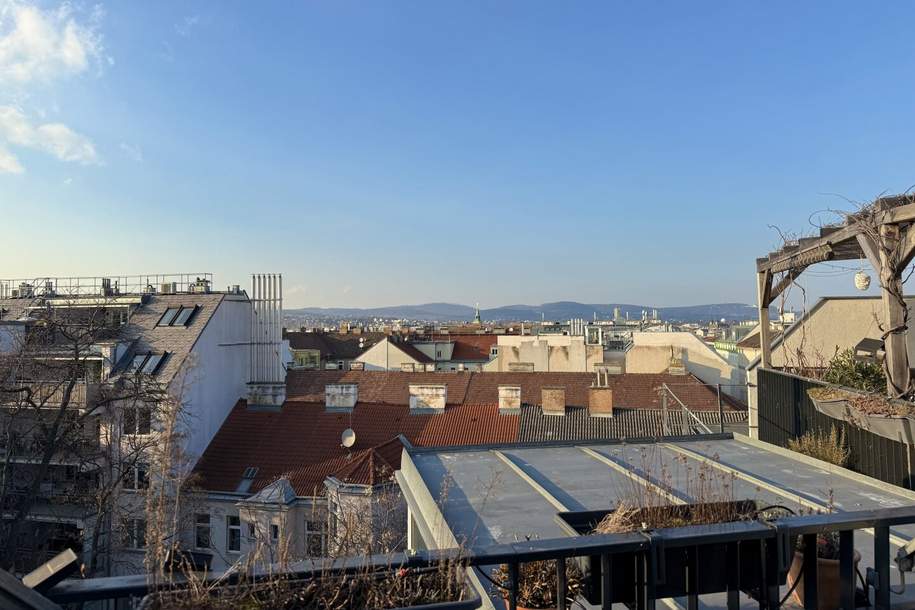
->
[157, 305, 199, 327]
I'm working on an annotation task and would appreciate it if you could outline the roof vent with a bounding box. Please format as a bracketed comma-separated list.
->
[541, 386, 566, 416]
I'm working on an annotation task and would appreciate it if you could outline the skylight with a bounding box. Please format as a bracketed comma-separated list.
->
[125, 352, 169, 376]
[157, 305, 199, 327]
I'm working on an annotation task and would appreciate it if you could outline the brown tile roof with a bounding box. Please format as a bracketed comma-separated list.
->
[449, 335, 498, 361]
[392, 341, 434, 364]
[284, 331, 385, 359]
[193, 400, 519, 496]
[284, 370, 744, 410]
[285, 370, 473, 405]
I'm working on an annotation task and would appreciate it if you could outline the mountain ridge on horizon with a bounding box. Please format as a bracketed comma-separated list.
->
[286, 301, 759, 322]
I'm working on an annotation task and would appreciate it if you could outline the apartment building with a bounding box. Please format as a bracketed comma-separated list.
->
[0, 274, 255, 576]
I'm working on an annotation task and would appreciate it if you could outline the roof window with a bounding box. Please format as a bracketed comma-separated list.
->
[157, 305, 199, 327]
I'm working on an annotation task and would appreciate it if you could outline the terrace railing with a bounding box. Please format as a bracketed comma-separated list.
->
[0, 274, 214, 300]
[37, 505, 915, 610]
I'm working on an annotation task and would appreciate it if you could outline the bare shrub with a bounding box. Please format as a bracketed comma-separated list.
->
[788, 427, 850, 467]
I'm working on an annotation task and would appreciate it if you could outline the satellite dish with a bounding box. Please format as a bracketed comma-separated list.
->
[341, 428, 356, 448]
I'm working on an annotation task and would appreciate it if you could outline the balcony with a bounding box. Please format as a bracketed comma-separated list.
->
[0, 381, 98, 411]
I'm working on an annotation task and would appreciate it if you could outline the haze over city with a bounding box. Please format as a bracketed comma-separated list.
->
[4, 2, 915, 308]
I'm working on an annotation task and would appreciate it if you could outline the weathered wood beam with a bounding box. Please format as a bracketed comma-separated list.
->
[898, 226, 915, 272]
[758, 223, 860, 272]
[769, 266, 807, 304]
[768, 243, 834, 273]
[856, 233, 881, 271]
[757, 270, 773, 369]
[879, 223, 910, 396]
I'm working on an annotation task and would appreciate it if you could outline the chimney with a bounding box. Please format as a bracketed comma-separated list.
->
[541, 386, 566, 416]
[497, 385, 521, 414]
[589, 387, 613, 418]
[325, 384, 358, 412]
[409, 384, 447, 412]
[246, 274, 286, 410]
[667, 347, 687, 375]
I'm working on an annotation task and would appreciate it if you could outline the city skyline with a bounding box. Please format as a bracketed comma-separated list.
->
[3, 1, 914, 308]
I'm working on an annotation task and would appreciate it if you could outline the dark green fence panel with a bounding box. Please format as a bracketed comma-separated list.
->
[757, 368, 914, 489]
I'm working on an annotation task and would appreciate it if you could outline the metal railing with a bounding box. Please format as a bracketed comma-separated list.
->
[0, 274, 214, 300]
[38, 505, 915, 610]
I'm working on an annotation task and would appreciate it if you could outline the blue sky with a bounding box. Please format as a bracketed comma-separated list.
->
[1, 1, 914, 309]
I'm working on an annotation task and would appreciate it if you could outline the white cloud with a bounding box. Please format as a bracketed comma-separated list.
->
[119, 141, 142, 162]
[0, 144, 22, 173]
[0, 105, 98, 165]
[0, 1, 110, 85]
[174, 15, 200, 38]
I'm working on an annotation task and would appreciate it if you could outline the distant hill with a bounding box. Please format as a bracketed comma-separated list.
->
[286, 301, 759, 323]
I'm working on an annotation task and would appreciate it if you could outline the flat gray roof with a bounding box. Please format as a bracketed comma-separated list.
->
[400, 433, 915, 609]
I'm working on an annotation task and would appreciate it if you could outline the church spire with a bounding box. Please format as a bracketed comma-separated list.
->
[473, 302, 482, 325]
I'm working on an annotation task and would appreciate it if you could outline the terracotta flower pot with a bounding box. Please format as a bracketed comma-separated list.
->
[787, 549, 861, 610]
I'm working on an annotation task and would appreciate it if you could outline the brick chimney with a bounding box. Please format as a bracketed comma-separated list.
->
[541, 386, 566, 416]
[589, 387, 613, 418]
[497, 385, 521, 414]
[325, 384, 358, 412]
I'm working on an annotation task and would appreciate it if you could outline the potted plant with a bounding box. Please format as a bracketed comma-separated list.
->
[787, 531, 861, 610]
[492, 559, 582, 610]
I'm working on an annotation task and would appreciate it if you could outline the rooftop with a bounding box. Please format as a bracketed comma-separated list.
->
[399, 433, 915, 607]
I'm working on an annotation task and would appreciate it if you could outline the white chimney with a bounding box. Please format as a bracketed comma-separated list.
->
[409, 384, 447, 412]
[497, 385, 521, 413]
[325, 384, 358, 411]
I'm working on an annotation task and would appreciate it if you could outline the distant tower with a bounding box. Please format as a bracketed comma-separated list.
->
[473, 302, 482, 325]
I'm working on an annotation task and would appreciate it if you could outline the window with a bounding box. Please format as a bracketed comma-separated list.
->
[304, 519, 326, 557]
[270, 524, 279, 542]
[140, 353, 168, 375]
[157, 308, 181, 327]
[123, 464, 148, 490]
[127, 519, 146, 549]
[195, 514, 211, 549]
[226, 515, 241, 552]
[125, 352, 169, 376]
[158, 305, 199, 327]
[123, 406, 152, 435]
[247, 522, 256, 540]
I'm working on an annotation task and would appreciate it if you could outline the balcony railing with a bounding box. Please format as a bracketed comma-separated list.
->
[39, 505, 915, 610]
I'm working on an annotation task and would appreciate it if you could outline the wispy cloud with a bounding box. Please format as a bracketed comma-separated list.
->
[119, 141, 143, 162]
[174, 15, 200, 38]
[0, 144, 22, 173]
[0, 0, 110, 85]
[0, 105, 99, 170]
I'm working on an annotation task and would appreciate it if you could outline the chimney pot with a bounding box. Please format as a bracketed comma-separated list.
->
[409, 384, 447, 412]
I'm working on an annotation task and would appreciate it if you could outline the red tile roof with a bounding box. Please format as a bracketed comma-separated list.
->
[286, 369, 742, 410]
[193, 401, 519, 496]
[330, 437, 405, 486]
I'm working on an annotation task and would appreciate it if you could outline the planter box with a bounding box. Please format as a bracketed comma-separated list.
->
[808, 390, 915, 444]
[138, 573, 481, 610]
[555, 501, 785, 605]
